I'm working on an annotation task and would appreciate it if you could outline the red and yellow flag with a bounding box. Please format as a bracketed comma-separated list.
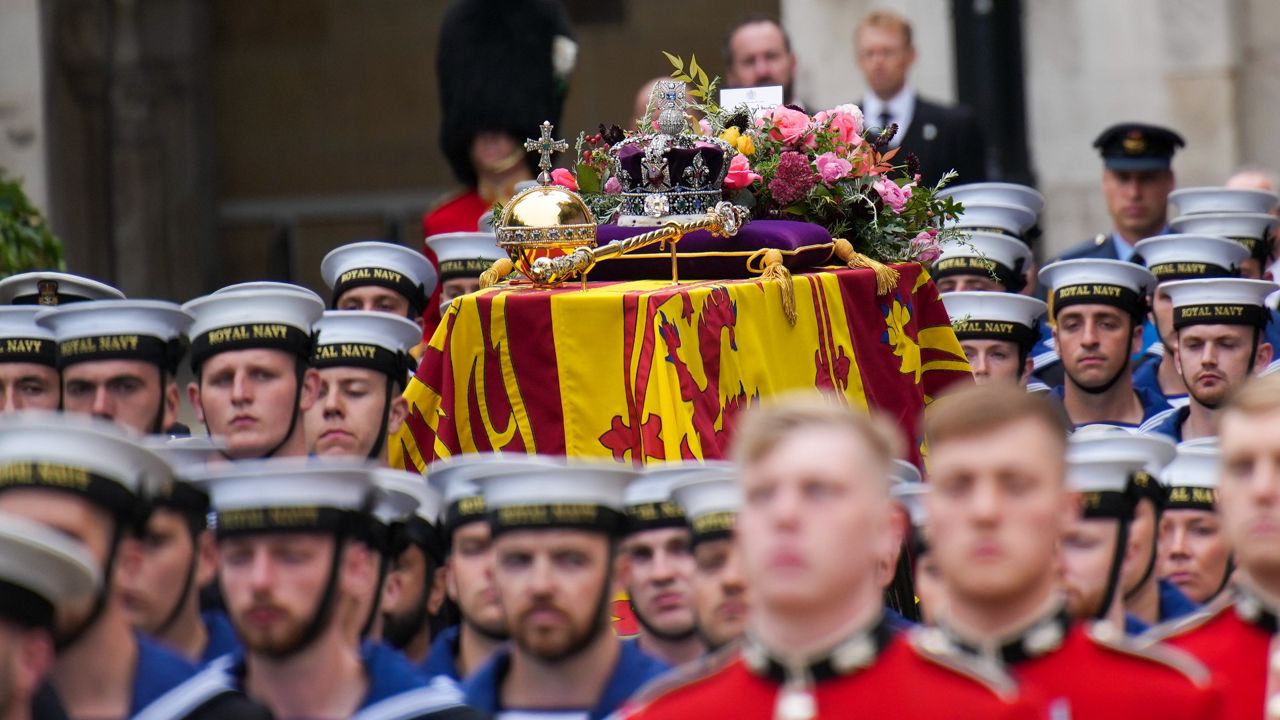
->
[390, 264, 969, 471]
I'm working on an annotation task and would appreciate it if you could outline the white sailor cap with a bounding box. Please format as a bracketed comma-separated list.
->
[213, 281, 325, 304]
[321, 241, 437, 315]
[934, 232, 1034, 292]
[0, 271, 124, 306]
[182, 284, 323, 371]
[890, 482, 929, 528]
[426, 232, 507, 281]
[942, 291, 1046, 349]
[36, 300, 192, 372]
[139, 435, 220, 520]
[1038, 259, 1155, 319]
[1065, 440, 1148, 519]
[889, 459, 921, 486]
[1162, 278, 1279, 330]
[426, 453, 563, 533]
[196, 457, 375, 537]
[477, 460, 637, 537]
[1134, 234, 1249, 283]
[1170, 213, 1278, 261]
[371, 468, 426, 525]
[1162, 443, 1220, 511]
[0, 411, 173, 519]
[1169, 187, 1279, 217]
[946, 202, 1037, 239]
[624, 461, 733, 533]
[312, 310, 419, 379]
[1069, 427, 1175, 506]
[0, 511, 100, 630]
[0, 307, 56, 367]
[938, 182, 1045, 216]
[670, 469, 741, 546]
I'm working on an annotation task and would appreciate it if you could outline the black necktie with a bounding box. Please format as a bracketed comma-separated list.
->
[879, 109, 892, 131]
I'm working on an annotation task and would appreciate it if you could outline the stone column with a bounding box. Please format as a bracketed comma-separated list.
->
[0, 0, 50, 212]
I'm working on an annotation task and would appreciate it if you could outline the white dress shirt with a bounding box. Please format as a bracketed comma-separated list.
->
[862, 86, 916, 149]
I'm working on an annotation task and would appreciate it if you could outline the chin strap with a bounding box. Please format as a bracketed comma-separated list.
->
[261, 361, 307, 459]
[367, 378, 395, 461]
[152, 527, 202, 639]
[1096, 516, 1132, 622]
[359, 551, 390, 638]
[282, 530, 349, 657]
[1073, 353, 1132, 396]
[56, 523, 126, 652]
[1123, 510, 1162, 603]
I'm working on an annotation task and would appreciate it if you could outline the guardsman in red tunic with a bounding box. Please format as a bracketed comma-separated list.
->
[921, 384, 1220, 719]
[1145, 372, 1280, 718]
[621, 396, 1036, 719]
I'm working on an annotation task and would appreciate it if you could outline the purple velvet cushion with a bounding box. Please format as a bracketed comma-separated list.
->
[586, 220, 834, 281]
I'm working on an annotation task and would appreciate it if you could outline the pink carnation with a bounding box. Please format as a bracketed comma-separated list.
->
[815, 152, 853, 185]
[723, 153, 762, 190]
[816, 104, 864, 148]
[764, 106, 814, 148]
[873, 177, 913, 213]
[551, 167, 578, 191]
[911, 229, 942, 264]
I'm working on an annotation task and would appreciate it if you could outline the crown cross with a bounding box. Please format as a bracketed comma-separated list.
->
[525, 121, 569, 185]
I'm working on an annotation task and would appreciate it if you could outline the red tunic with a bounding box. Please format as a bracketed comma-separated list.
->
[1154, 591, 1272, 719]
[420, 189, 490, 341]
[1007, 623, 1220, 719]
[620, 632, 1036, 719]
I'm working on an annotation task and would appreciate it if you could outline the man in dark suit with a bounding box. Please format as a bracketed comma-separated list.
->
[856, 10, 986, 186]
[1052, 123, 1185, 263]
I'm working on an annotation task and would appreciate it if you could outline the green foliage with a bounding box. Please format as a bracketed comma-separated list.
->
[0, 169, 62, 278]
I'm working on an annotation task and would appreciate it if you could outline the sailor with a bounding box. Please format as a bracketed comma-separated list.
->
[0, 511, 99, 720]
[426, 232, 507, 317]
[321, 240, 437, 332]
[199, 458, 481, 719]
[36, 300, 191, 434]
[669, 465, 750, 653]
[0, 307, 60, 412]
[181, 283, 323, 459]
[1131, 234, 1251, 409]
[304, 310, 420, 460]
[890, 479, 941, 624]
[940, 291, 1047, 389]
[349, 469, 422, 644]
[936, 190, 1039, 295]
[462, 460, 669, 719]
[0, 412, 268, 719]
[618, 464, 710, 667]
[621, 396, 1037, 719]
[1169, 186, 1279, 280]
[1157, 442, 1231, 606]
[376, 469, 449, 668]
[0, 270, 123, 306]
[1143, 373, 1280, 717]
[1038, 258, 1168, 427]
[1140, 277, 1277, 441]
[920, 384, 1219, 719]
[115, 436, 236, 666]
[883, 459, 923, 630]
[1052, 123, 1184, 264]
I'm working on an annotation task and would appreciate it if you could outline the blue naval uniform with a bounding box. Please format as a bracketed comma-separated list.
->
[463, 639, 669, 719]
[199, 610, 241, 666]
[130, 633, 251, 719]
[1140, 405, 1189, 442]
[421, 624, 463, 682]
[1048, 383, 1172, 430]
[217, 641, 474, 719]
[1131, 345, 1190, 411]
[1124, 579, 1201, 635]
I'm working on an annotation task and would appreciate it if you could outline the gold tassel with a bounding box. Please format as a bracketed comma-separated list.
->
[832, 238, 899, 296]
[755, 249, 797, 326]
[478, 258, 514, 289]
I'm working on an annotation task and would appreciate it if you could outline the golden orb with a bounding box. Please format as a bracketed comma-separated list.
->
[497, 184, 597, 286]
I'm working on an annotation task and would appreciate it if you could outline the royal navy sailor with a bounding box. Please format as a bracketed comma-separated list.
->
[0, 271, 123, 306]
[0, 307, 60, 412]
[940, 291, 1047, 389]
[426, 232, 507, 318]
[1156, 442, 1232, 607]
[321, 240, 437, 333]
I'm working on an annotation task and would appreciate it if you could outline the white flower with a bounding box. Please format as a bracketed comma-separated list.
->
[552, 36, 578, 80]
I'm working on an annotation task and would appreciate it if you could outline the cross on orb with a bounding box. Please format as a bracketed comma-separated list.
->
[525, 121, 569, 185]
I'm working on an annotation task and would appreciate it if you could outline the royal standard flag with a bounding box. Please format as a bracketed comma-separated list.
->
[390, 264, 970, 472]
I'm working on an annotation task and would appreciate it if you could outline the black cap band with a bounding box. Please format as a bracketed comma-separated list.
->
[444, 496, 487, 536]
[312, 342, 409, 380]
[1051, 284, 1145, 318]
[0, 337, 56, 367]
[952, 320, 1040, 350]
[933, 256, 1021, 291]
[403, 515, 445, 564]
[1081, 490, 1135, 521]
[1225, 235, 1271, 262]
[189, 323, 314, 372]
[488, 504, 627, 537]
[216, 506, 364, 538]
[1128, 470, 1166, 508]
[58, 334, 180, 373]
[0, 581, 55, 629]
[331, 267, 427, 315]
[1174, 303, 1267, 330]
[151, 481, 211, 522]
[0, 462, 144, 522]
[625, 501, 687, 534]
[689, 510, 736, 547]
[439, 258, 497, 281]
[1148, 262, 1234, 282]
[1166, 486, 1216, 511]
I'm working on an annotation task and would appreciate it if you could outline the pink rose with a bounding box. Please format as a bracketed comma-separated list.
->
[816, 104, 864, 149]
[550, 167, 578, 191]
[603, 176, 622, 194]
[815, 152, 853, 185]
[765, 106, 813, 148]
[699, 118, 713, 136]
[723, 153, 762, 190]
[873, 177, 913, 213]
[911, 229, 942, 264]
